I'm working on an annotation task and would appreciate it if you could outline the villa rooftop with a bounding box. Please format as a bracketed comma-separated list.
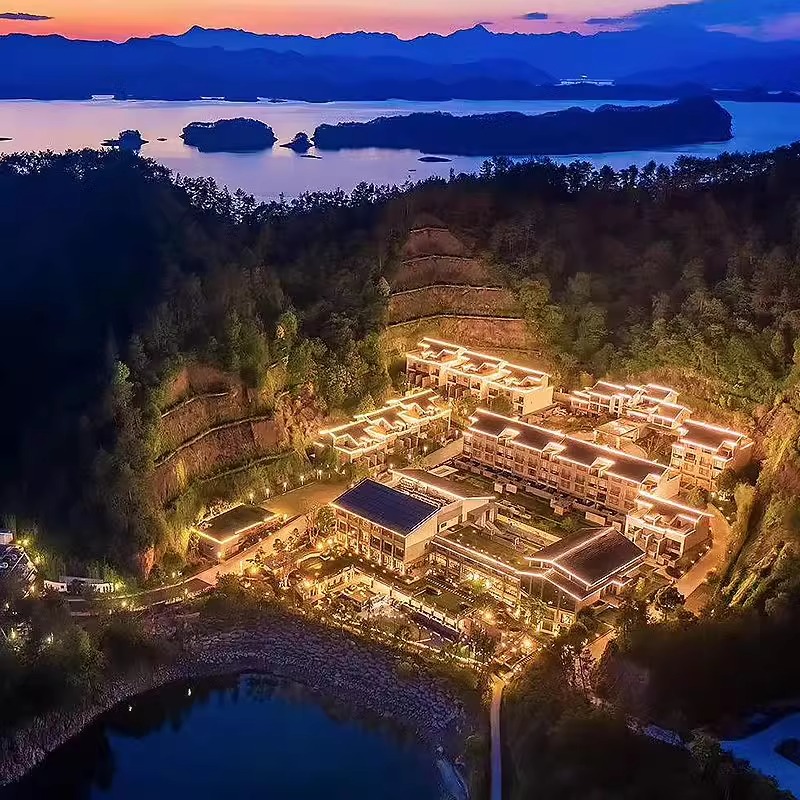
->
[410, 338, 551, 391]
[468, 409, 672, 484]
[532, 527, 645, 588]
[196, 505, 277, 545]
[678, 419, 750, 451]
[631, 493, 710, 534]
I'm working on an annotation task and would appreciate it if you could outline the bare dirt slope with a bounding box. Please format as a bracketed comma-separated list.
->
[152, 366, 323, 506]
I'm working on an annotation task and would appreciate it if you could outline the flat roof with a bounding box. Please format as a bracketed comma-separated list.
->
[407, 577, 474, 616]
[197, 505, 277, 544]
[394, 468, 494, 501]
[595, 418, 649, 435]
[333, 479, 440, 535]
[434, 525, 532, 571]
[533, 527, 644, 587]
[298, 553, 358, 582]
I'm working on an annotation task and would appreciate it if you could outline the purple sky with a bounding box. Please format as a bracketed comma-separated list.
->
[0, 0, 798, 41]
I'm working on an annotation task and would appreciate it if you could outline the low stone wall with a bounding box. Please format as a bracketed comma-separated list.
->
[0, 613, 475, 787]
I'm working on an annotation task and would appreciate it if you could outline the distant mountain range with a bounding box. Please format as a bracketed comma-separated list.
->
[624, 55, 800, 92]
[0, 34, 555, 101]
[1, 24, 799, 103]
[152, 24, 800, 85]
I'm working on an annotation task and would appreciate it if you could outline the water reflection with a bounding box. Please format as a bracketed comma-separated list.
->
[2, 99, 800, 199]
[8, 674, 441, 800]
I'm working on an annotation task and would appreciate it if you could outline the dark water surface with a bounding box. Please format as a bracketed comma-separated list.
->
[7, 674, 443, 800]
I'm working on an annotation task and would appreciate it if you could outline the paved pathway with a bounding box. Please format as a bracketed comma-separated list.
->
[677, 504, 731, 612]
[490, 677, 505, 800]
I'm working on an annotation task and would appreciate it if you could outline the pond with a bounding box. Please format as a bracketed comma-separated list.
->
[723, 712, 800, 797]
[7, 674, 446, 800]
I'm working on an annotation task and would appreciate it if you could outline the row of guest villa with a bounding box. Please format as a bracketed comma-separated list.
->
[405, 338, 554, 416]
[461, 409, 711, 564]
[568, 379, 753, 492]
[316, 389, 451, 471]
[327, 472, 646, 635]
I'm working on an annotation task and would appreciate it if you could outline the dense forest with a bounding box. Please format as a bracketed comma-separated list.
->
[3, 144, 800, 596]
[504, 627, 793, 800]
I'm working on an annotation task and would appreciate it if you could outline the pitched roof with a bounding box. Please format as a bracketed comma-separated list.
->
[197, 505, 277, 544]
[678, 419, 749, 452]
[532, 527, 644, 588]
[333, 480, 439, 536]
[468, 409, 559, 451]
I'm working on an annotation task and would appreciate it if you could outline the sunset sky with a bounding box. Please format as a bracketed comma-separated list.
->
[0, 0, 798, 41]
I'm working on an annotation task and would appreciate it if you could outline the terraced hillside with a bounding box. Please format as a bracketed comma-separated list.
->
[387, 225, 534, 352]
[152, 364, 322, 506]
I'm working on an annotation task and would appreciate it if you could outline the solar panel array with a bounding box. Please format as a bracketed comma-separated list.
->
[335, 480, 439, 535]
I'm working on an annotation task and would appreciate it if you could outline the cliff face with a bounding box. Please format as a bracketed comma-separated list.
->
[150, 365, 323, 506]
[717, 392, 800, 610]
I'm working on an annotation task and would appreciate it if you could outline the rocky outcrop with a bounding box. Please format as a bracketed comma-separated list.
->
[181, 118, 277, 152]
[314, 97, 733, 156]
[102, 130, 148, 151]
[0, 613, 475, 786]
[280, 132, 313, 152]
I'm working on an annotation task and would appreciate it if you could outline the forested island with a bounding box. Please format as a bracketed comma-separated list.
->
[181, 118, 277, 152]
[313, 97, 733, 156]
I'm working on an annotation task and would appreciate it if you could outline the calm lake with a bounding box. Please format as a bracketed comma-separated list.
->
[7, 674, 444, 800]
[1, 99, 800, 199]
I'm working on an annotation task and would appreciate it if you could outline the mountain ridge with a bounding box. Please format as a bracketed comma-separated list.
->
[149, 23, 800, 82]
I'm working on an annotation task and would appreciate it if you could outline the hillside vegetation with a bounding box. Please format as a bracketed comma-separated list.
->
[3, 145, 800, 595]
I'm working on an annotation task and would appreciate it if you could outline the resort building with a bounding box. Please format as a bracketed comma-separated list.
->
[331, 477, 496, 575]
[406, 338, 554, 416]
[462, 410, 681, 520]
[195, 504, 280, 560]
[626, 399, 692, 432]
[317, 389, 451, 472]
[525, 527, 645, 634]
[670, 419, 754, 492]
[569, 381, 683, 422]
[625, 493, 712, 564]
[429, 524, 645, 635]
[593, 418, 650, 449]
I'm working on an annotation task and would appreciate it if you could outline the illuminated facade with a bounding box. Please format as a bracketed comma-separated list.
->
[406, 338, 554, 416]
[331, 477, 495, 575]
[670, 419, 754, 491]
[317, 389, 451, 471]
[625, 492, 712, 564]
[463, 409, 681, 519]
[195, 504, 280, 560]
[569, 381, 690, 431]
[430, 525, 644, 635]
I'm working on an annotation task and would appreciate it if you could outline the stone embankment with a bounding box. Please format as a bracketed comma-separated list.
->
[0, 612, 472, 786]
